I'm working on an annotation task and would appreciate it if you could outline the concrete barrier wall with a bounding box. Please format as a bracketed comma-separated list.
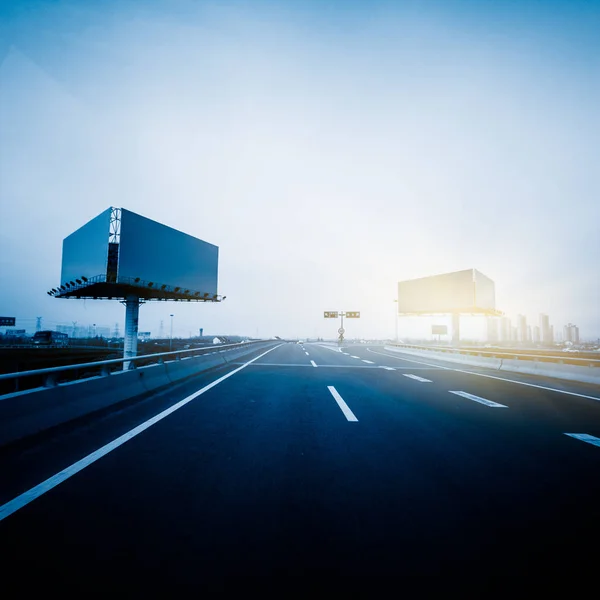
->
[0, 341, 278, 450]
[383, 346, 600, 385]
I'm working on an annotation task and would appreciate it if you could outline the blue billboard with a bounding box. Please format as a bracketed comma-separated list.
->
[60, 208, 111, 286]
[117, 209, 218, 295]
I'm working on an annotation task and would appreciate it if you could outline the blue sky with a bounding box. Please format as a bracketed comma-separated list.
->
[1, 0, 598, 340]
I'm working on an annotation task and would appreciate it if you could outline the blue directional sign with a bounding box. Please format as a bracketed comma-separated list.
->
[0, 317, 16, 326]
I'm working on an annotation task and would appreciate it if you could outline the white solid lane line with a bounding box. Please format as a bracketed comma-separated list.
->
[367, 347, 600, 402]
[310, 360, 317, 367]
[362, 360, 375, 364]
[327, 386, 358, 422]
[449, 390, 508, 408]
[0, 344, 284, 523]
[564, 433, 600, 448]
[403, 374, 432, 383]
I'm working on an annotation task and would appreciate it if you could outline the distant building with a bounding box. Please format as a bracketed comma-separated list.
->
[517, 315, 527, 344]
[533, 325, 541, 343]
[486, 318, 499, 343]
[564, 323, 580, 344]
[539, 313, 552, 344]
[500, 317, 511, 342]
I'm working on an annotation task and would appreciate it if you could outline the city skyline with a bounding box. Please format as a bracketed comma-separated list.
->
[0, 310, 593, 344]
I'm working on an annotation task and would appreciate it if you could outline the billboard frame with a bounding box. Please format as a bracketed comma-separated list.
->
[49, 207, 223, 303]
[396, 269, 501, 317]
[48, 207, 224, 369]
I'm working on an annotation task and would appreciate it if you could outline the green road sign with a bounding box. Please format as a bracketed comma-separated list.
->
[324, 311, 339, 318]
[345, 312, 360, 318]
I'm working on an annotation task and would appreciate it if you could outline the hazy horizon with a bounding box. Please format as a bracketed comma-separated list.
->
[1, 0, 598, 341]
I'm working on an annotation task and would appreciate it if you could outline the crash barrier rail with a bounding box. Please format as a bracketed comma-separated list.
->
[384, 343, 600, 385]
[0, 342, 260, 394]
[0, 340, 279, 449]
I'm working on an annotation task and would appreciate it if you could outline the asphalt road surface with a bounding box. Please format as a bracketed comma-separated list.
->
[1, 342, 599, 579]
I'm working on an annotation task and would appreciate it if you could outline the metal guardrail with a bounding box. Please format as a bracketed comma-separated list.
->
[0, 341, 265, 391]
[386, 343, 600, 366]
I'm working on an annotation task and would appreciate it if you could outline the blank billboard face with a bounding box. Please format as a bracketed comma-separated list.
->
[118, 209, 218, 294]
[398, 269, 475, 313]
[60, 208, 111, 285]
[473, 270, 495, 311]
[398, 269, 496, 313]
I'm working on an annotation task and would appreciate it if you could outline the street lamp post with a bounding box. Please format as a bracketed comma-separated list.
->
[169, 314, 174, 351]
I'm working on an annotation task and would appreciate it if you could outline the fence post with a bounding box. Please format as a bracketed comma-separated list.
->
[44, 373, 58, 388]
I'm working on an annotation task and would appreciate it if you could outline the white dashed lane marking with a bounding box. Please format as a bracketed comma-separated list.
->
[449, 391, 508, 408]
[403, 374, 432, 383]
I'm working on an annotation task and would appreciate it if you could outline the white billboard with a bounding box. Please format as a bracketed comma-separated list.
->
[397, 269, 495, 313]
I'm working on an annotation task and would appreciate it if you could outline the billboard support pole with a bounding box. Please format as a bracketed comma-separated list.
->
[452, 312, 460, 346]
[123, 295, 141, 370]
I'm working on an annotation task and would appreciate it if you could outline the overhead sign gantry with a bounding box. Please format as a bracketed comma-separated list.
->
[324, 310, 360, 343]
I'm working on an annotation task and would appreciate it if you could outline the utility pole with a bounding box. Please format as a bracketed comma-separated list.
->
[169, 314, 174, 351]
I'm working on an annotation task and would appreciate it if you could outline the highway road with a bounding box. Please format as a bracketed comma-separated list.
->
[1, 341, 599, 578]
